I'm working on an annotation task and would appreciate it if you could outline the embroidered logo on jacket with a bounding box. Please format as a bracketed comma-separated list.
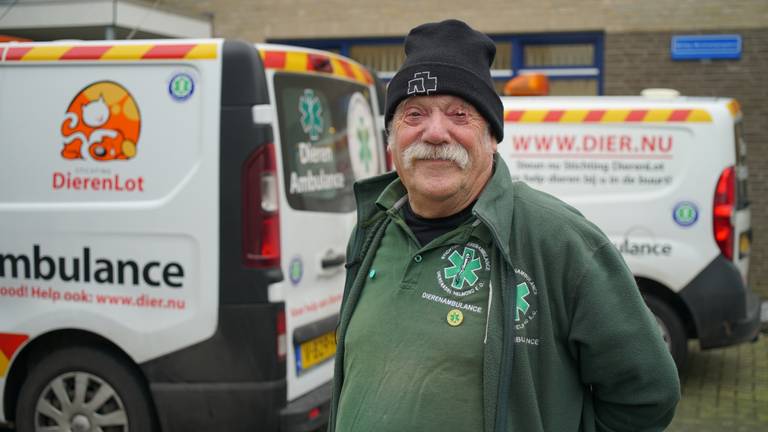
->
[514, 267, 538, 330]
[437, 243, 489, 297]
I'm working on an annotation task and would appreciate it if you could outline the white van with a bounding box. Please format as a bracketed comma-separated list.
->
[500, 94, 761, 370]
[0, 39, 385, 431]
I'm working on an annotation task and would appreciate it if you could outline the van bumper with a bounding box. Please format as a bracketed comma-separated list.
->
[150, 380, 331, 432]
[280, 381, 331, 432]
[680, 255, 762, 349]
[150, 379, 286, 432]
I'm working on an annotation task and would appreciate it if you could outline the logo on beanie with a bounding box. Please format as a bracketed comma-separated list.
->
[407, 71, 437, 95]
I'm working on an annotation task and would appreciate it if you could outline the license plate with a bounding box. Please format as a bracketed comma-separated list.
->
[296, 331, 336, 373]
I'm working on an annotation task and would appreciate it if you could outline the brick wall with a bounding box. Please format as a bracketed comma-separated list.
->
[162, 0, 768, 42]
[605, 29, 768, 298]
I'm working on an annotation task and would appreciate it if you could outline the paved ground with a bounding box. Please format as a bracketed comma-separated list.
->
[667, 332, 768, 432]
[2, 331, 766, 432]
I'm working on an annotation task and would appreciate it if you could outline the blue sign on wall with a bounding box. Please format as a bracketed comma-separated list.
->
[671, 35, 742, 60]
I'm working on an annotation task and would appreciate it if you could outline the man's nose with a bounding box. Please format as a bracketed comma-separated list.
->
[421, 112, 451, 145]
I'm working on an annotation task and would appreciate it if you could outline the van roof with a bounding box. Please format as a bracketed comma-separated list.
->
[501, 96, 734, 106]
[501, 96, 741, 123]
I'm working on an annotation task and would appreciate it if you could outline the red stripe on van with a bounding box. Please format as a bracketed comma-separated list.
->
[543, 110, 565, 122]
[0, 333, 28, 359]
[668, 110, 692, 121]
[262, 51, 286, 69]
[339, 60, 356, 79]
[60, 46, 111, 60]
[361, 67, 374, 84]
[5, 46, 33, 60]
[505, 111, 524, 122]
[626, 110, 648, 122]
[583, 110, 606, 122]
[142, 44, 196, 59]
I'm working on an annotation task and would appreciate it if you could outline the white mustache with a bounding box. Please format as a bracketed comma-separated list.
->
[401, 141, 470, 170]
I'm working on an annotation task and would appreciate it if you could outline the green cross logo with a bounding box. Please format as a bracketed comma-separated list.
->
[299, 89, 323, 141]
[674, 202, 698, 226]
[515, 282, 530, 322]
[356, 117, 372, 172]
[443, 247, 482, 290]
[169, 73, 194, 100]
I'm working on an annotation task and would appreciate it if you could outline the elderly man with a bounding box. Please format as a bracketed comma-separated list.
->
[328, 19, 680, 432]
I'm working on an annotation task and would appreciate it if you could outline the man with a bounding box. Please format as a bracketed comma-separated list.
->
[329, 19, 680, 432]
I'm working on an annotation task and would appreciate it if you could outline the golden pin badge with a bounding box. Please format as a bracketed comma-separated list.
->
[447, 309, 464, 327]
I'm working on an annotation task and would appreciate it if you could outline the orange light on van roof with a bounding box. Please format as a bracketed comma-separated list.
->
[503, 73, 549, 96]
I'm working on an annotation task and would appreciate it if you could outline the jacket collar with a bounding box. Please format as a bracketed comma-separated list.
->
[472, 153, 516, 266]
[353, 153, 516, 262]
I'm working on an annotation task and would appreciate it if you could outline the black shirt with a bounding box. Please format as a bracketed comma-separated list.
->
[402, 200, 476, 246]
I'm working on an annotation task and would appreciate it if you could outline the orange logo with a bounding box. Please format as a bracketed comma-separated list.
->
[61, 81, 141, 161]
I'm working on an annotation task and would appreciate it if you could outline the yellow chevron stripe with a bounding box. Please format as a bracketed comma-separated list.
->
[0, 351, 8, 377]
[518, 110, 549, 123]
[559, 110, 589, 123]
[284, 51, 308, 72]
[185, 43, 217, 59]
[329, 58, 346, 77]
[687, 109, 713, 122]
[101, 45, 153, 60]
[348, 63, 366, 84]
[600, 109, 630, 122]
[642, 109, 674, 122]
[21, 45, 70, 61]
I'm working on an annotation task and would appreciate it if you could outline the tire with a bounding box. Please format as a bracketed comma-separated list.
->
[16, 346, 157, 432]
[643, 295, 687, 373]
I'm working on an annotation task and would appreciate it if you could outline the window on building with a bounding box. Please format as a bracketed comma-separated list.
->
[270, 32, 603, 96]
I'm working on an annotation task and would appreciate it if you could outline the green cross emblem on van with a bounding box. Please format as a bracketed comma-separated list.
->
[357, 118, 372, 171]
[443, 247, 482, 290]
[299, 88, 323, 141]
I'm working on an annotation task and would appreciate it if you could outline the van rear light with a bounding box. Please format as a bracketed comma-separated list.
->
[276, 309, 287, 361]
[242, 143, 280, 268]
[713, 166, 735, 260]
[308, 407, 321, 420]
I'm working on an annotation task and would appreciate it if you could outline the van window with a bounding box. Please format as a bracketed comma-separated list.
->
[274, 74, 377, 213]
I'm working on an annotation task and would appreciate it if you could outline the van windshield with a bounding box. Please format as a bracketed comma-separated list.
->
[274, 73, 379, 213]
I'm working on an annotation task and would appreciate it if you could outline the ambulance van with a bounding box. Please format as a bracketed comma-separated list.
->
[0, 39, 386, 431]
[500, 93, 761, 371]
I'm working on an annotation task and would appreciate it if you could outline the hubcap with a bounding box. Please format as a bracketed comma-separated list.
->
[71, 413, 91, 432]
[34, 371, 129, 431]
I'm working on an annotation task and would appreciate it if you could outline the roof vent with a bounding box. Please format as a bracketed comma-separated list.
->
[641, 88, 681, 98]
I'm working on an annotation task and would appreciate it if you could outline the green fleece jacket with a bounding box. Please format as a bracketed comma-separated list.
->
[329, 154, 680, 432]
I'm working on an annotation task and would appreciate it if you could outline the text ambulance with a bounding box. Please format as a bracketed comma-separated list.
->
[500, 94, 761, 371]
[0, 39, 386, 431]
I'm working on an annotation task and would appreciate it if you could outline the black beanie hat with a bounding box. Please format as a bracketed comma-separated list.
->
[385, 19, 504, 142]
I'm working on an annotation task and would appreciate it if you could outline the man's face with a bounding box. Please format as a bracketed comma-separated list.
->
[388, 95, 497, 217]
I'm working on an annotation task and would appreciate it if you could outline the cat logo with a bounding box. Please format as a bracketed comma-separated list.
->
[61, 81, 141, 161]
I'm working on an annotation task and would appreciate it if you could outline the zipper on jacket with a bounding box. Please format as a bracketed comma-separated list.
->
[474, 211, 517, 432]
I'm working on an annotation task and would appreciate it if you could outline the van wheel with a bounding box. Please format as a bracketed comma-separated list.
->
[16, 346, 157, 432]
[643, 295, 687, 372]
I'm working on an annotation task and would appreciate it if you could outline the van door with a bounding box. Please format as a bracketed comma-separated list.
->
[270, 69, 383, 400]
